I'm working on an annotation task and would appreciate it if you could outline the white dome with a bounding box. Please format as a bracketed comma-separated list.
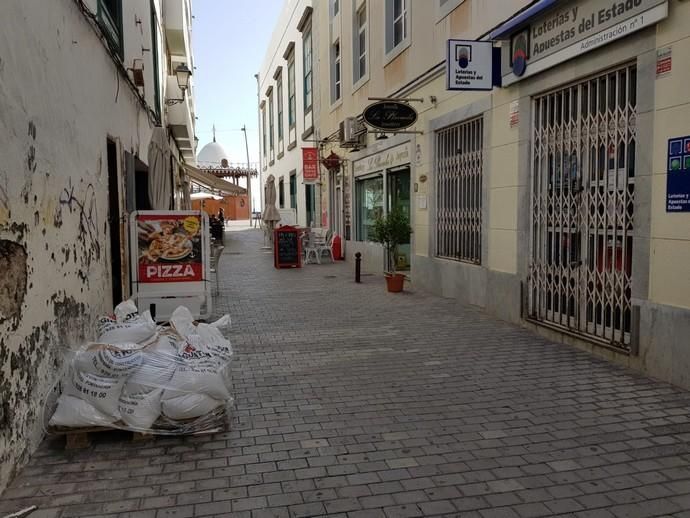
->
[197, 141, 230, 168]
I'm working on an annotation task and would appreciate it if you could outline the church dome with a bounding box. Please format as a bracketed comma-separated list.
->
[197, 140, 230, 168]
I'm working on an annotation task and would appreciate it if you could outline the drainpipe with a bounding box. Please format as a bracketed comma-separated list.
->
[255, 73, 263, 225]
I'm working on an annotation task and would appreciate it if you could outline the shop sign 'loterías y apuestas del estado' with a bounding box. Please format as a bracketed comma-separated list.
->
[502, 0, 668, 84]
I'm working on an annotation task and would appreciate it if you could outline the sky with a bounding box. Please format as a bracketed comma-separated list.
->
[192, 0, 283, 209]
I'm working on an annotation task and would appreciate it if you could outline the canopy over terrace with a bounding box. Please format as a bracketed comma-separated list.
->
[182, 164, 247, 196]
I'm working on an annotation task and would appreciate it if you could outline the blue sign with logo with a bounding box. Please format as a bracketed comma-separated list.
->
[666, 136, 690, 212]
[511, 29, 529, 77]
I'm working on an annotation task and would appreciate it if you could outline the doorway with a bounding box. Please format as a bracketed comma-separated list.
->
[387, 167, 411, 271]
[106, 139, 122, 309]
[305, 183, 316, 227]
[528, 64, 636, 349]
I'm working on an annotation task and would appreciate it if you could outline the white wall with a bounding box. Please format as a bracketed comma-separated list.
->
[0, 0, 163, 494]
[259, 0, 316, 227]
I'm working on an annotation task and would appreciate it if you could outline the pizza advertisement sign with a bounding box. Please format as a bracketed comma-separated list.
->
[136, 214, 204, 283]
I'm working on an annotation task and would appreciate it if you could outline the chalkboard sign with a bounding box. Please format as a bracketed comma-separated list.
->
[274, 226, 301, 269]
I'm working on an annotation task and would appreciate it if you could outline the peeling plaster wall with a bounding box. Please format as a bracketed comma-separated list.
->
[0, 0, 157, 493]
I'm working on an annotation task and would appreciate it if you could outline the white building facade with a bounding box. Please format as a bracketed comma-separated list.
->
[0, 0, 196, 493]
[258, 0, 319, 227]
[313, 0, 690, 390]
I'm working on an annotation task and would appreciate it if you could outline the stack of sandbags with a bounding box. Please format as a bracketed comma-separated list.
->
[161, 307, 233, 421]
[49, 301, 233, 434]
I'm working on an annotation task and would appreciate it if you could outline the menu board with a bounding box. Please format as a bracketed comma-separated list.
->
[136, 214, 203, 283]
[274, 226, 301, 269]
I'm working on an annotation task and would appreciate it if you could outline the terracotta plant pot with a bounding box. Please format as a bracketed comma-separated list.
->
[385, 273, 405, 293]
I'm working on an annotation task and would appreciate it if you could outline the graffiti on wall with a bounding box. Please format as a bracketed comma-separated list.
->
[0, 172, 8, 225]
[57, 178, 101, 276]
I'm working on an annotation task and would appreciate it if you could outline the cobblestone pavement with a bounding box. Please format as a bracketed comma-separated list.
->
[2, 229, 690, 518]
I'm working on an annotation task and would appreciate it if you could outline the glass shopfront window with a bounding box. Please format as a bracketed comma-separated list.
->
[356, 175, 383, 242]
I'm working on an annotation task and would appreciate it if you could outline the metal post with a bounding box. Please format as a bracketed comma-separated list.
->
[355, 252, 361, 283]
[241, 125, 252, 226]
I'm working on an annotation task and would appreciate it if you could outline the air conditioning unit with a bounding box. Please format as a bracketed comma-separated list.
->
[339, 117, 365, 147]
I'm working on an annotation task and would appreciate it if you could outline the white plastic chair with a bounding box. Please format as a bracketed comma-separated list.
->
[307, 228, 334, 264]
[303, 231, 321, 264]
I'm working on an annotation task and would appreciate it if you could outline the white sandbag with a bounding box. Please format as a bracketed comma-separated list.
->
[210, 314, 231, 331]
[125, 333, 178, 393]
[49, 394, 117, 428]
[65, 371, 124, 418]
[97, 300, 157, 345]
[170, 306, 233, 365]
[118, 388, 163, 430]
[161, 393, 224, 420]
[74, 344, 143, 379]
[195, 323, 233, 363]
[170, 306, 196, 338]
[163, 343, 231, 401]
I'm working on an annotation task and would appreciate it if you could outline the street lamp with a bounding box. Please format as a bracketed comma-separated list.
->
[165, 63, 192, 105]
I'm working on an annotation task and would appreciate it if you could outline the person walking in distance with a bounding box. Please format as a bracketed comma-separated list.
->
[218, 208, 225, 227]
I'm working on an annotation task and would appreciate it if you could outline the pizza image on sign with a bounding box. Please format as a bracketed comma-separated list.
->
[136, 215, 203, 283]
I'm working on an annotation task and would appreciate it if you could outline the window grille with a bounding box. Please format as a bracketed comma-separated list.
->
[528, 64, 637, 349]
[435, 117, 483, 263]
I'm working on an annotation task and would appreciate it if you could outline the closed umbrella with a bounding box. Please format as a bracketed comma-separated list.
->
[148, 126, 172, 210]
[261, 174, 281, 244]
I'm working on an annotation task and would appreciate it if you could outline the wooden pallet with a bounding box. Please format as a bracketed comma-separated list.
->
[48, 426, 153, 450]
[48, 406, 232, 449]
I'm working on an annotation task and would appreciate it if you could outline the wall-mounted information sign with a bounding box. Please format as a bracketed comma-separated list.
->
[447, 40, 496, 91]
[667, 136, 690, 213]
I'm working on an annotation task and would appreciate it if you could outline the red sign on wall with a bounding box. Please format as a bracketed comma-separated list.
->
[136, 214, 203, 283]
[303, 147, 319, 182]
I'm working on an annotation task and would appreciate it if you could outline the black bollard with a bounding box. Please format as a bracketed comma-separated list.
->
[355, 252, 362, 283]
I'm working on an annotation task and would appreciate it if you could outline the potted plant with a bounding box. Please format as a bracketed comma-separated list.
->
[371, 208, 412, 293]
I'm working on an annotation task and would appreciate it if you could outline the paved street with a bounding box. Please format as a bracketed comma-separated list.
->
[2, 228, 690, 518]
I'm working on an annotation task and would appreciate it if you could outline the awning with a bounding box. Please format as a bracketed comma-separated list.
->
[489, 0, 561, 39]
[182, 164, 247, 196]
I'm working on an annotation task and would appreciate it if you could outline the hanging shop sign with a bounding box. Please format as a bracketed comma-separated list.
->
[302, 147, 319, 183]
[498, 0, 668, 85]
[446, 40, 499, 91]
[666, 136, 690, 213]
[363, 101, 417, 132]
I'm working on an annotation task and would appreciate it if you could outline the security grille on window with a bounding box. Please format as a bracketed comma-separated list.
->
[435, 117, 483, 263]
[528, 65, 637, 349]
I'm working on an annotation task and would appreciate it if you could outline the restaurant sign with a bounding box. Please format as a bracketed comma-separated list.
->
[302, 147, 319, 183]
[363, 101, 418, 132]
[136, 214, 203, 283]
[501, 0, 668, 85]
